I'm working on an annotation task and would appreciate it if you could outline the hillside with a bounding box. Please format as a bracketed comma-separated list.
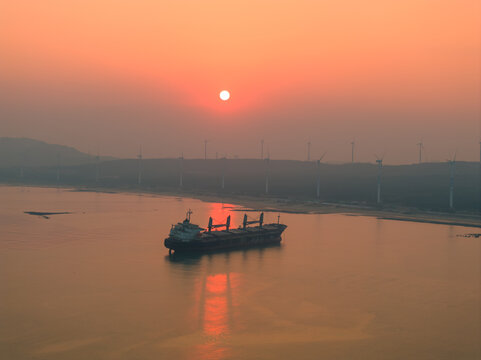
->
[0, 157, 479, 212]
[0, 137, 115, 168]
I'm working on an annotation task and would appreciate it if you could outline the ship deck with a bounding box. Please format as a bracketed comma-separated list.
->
[200, 224, 285, 239]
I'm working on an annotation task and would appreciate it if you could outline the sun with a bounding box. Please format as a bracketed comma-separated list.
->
[219, 90, 230, 101]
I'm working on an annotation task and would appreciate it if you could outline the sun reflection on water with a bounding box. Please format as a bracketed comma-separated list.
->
[192, 271, 241, 360]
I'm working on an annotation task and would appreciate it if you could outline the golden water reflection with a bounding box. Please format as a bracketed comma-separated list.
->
[192, 271, 242, 360]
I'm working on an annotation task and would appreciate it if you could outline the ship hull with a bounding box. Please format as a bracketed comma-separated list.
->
[165, 224, 287, 252]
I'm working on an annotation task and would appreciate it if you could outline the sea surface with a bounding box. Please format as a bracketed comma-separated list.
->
[0, 186, 480, 360]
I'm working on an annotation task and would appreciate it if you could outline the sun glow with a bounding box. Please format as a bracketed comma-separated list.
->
[219, 90, 230, 101]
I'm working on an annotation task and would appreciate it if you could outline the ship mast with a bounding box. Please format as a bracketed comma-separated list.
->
[186, 209, 193, 222]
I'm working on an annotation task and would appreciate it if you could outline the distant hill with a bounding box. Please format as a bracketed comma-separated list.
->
[0, 137, 115, 168]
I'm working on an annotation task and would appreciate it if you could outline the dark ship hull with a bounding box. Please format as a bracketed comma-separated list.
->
[165, 223, 287, 252]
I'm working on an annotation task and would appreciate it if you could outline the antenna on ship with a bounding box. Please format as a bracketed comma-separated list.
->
[137, 145, 142, 185]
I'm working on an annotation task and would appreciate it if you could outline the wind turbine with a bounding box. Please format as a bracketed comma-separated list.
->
[179, 152, 184, 188]
[95, 151, 100, 183]
[204, 140, 209, 160]
[56, 152, 61, 183]
[221, 157, 226, 190]
[316, 152, 327, 199]
[261, 139, 264, 160]
[307, 140, 311, 161]
[417, 140, 424, 163]
[265, 159, 269, 194]
[20, 152, 27, 179]
[351, 140, 355, 163]
[448, 151, 456, 209]
[137, 145, 142, 185]
[375, 153, 385, 204]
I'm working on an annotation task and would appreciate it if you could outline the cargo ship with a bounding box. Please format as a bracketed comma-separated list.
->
[164, 210, 287, 253]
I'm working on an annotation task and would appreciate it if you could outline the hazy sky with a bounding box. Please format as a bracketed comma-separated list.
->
[0, 0, 479, 163]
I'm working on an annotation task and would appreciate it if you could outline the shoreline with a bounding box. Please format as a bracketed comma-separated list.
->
[3, 183, 481, 229]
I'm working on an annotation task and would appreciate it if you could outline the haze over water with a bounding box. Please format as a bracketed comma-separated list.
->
[1, 1, 480, 162]
[0, 186, 479, 359]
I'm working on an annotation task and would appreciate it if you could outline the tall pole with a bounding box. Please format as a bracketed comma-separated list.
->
[204, 140, 207, 160]
[261, 139, 264, 160]
[307, 141, 311, 161]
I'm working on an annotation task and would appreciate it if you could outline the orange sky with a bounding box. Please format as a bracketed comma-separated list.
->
[0, 0, 479, 162]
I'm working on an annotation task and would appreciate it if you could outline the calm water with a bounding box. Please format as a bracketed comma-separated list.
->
[1, 186, 480, 360]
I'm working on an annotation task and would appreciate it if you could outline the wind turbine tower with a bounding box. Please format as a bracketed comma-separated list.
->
[137, 145, 142, 185]
[316, 152, 327, 199]
[448, 153, 456, 209]
[179, 153, 184, 188]
[265, 157, 270, 194]
[204, 140, 209, 160]
[261, 139, 264, 160]
[351, 141, 355, 163]
[56, 152, 61, 182]
[375, 155, 384, 204]
[221, 157, 226, 190]
[307, 140, 311, 161]
[95, 151, 100, 183]
[417, 141, 424, 163]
